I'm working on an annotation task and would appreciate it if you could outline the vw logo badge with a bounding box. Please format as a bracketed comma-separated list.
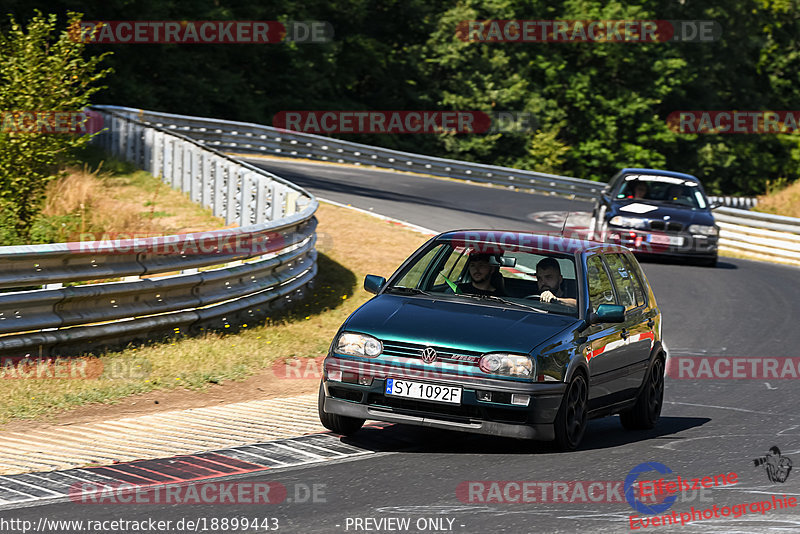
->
[420, 347, 438, 363]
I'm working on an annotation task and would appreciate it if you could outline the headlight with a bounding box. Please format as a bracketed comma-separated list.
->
[479, 353, 535, 378]
[688, 224, 718, 236]
[609, 216, 647, 229]
[335, 332, 383, 358]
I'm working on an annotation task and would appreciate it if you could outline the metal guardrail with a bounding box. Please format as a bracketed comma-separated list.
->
[709, 196, 758, 209]
[0, 109, 318, 358]
[95, 106, 797, 268]
[713, 206, 800, 266]
[95, 105, 606, 200]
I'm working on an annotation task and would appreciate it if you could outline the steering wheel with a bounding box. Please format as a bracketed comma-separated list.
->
[523, 294, 542, 300]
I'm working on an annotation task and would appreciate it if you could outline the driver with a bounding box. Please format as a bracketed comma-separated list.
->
[535, 257, 577, 307]
[458, 253, 506, 296]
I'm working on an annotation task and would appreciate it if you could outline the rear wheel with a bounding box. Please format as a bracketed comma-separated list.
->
[553, 373, 588, 451]
[620, 357, 665, 430]
[318, 382, 364, 436]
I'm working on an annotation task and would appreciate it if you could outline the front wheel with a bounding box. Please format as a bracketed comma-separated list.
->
[620, 357, 665, 430]
[553, 373, 588, 451]
[318, 382, 364, 436]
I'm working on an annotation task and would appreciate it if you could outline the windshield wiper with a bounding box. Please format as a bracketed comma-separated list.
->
[457, 293, 547, 313]
[386, 286, 432, 296]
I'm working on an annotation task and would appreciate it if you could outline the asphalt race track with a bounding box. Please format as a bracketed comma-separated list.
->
[2, 158, 799, 533]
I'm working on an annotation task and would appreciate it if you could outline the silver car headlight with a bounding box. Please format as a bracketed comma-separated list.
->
[335, 332, 383, 358]
[609, 216, 647, 229]
[479, 353, 535, 378]
[688, 224, 719, 236]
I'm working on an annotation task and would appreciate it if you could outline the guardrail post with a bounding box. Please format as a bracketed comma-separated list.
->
[191, 146, 202, 204]
[201, 152, 212, 209]
[271, 183, 287, 220]
[172, 137, 182, 188]
[125, 119, 135, 161]
[213, 157, 225, 218]
[255, 176, 268, 223]
[182, 140, 192, 194]
[143, 125, 152, 170]
[226, 163, 240, 224]
[162, 136, 173, 185]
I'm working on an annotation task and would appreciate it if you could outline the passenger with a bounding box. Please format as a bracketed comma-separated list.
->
[535, 257, 577, 307]
[458, 253, 505, 296]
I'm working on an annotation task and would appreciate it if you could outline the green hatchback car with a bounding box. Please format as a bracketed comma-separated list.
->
[318, 230, 665, 450]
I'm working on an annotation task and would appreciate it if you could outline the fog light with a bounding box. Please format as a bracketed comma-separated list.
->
[476, 390, 492, 402]
[358, 375, 372, 386]
[328, 370, 342, 382]
[511, 394, 530, 406]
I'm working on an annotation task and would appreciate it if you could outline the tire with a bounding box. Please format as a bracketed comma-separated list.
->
[620, 357, 665, 430]
[553, 373, 589, 451]
[317, 382, 364, 436]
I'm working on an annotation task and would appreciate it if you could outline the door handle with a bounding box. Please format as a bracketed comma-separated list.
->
[647, 318, 654, 329]
[620, 329, 629, 340]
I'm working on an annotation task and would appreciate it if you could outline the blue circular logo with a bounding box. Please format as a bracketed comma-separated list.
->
[624, 462, 677, 515]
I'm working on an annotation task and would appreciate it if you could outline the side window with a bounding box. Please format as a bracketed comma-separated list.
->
[604, 254, 636, 311]
[434, 248, 468, 286]
[621, 254, 647, 307]
[395, 244, 446, 288]
[586, 256, 615, 311]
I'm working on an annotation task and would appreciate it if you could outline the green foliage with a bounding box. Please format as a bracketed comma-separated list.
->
[0, 11, 111, 240]
[3, 0, 800, 197]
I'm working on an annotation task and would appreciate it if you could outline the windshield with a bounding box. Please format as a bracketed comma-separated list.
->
[388, 240, 580, 316]
[616, 175, 707, 209]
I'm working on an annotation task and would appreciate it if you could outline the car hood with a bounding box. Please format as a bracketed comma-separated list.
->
[611, 201, 715, 226]
[343, 294, 577, 354]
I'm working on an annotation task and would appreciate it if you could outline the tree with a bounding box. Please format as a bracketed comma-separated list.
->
[0, 11, 111, 242]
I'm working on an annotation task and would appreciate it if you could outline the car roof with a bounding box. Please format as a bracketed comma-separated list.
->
[618, 168, 702, 183]
[436, 230, 631, 256]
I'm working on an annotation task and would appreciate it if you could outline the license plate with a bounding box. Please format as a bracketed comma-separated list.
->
[385, 379, 462, 404]
[649, 234, 684, 246]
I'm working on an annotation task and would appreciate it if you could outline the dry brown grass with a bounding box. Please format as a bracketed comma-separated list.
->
[41, 165, 225, 241]
[755, 179, 800, 218]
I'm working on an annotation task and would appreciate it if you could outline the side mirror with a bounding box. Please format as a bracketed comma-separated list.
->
[709, 201, 722, 209]
[590, 304, 625, 324]
[364, 274, 386, 294]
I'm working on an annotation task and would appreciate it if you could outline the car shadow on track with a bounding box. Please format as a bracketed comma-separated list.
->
[338, 416, 709, 454]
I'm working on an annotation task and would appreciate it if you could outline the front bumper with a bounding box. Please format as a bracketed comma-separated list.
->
[607, 228, 718, 259]
[320, 357, 566, 441]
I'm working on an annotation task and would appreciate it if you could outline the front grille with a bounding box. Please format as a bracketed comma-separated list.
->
[366, 393, 530, 425]
[649, 221, 684, 232]
[380, 340, 482, 366]
[367, 393, 481, 421]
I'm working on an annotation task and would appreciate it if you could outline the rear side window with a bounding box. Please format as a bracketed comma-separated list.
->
[604, 254, 636, 311]
[586, 256, 615, 311]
